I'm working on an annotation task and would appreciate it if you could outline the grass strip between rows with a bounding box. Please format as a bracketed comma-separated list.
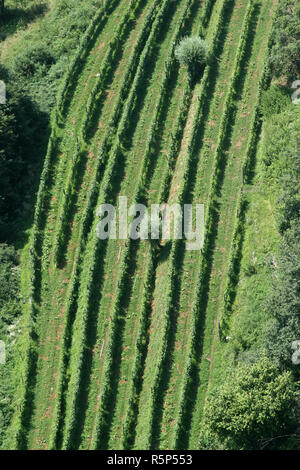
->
[61, 0, 176, 449]
[218, 17, 276, 340]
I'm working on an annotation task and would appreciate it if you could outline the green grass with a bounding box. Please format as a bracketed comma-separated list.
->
[188, 0, 278, 449]
[25, 0, 139, 449]
[201, 121, 281, 424]
[11, 0, 157, 450]
[66, 0, 197, 450]
[5, 0, 280, 450]
[157, 0, 253, 450]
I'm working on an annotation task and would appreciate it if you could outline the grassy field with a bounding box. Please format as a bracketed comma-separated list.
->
[5, 0, 279, 450]
[188, 0, 278, 449]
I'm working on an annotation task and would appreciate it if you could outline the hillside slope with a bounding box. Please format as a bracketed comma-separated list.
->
[3, 0, 283, 450]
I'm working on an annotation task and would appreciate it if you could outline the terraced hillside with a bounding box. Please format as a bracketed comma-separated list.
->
[6, 0, 278, 450]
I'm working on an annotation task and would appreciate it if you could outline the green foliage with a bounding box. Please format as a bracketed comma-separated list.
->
[175, 36, 208, 68]
[0, 1, 46, 41]
[260, 85, 291, 119]
[224, 92, 300, 384]
[0, 0, 105, 235]
[175, 36, 208, 80]
[0, 101, 21, 233]
[277, 148, 300, 233]
[0, 244, 21, 447]
[268, 0, 300, 81]
[202, 359, 297, 449]
[0, 244, 20, 328]
[13, 43, 54, 77]
[174, 0, 258, 445]
[0, 79, 42, 238]
[263, 218, 300, 374]
[219, 24, 275, 340]
[262, 107, 299, 177]
[236, 81, 300, 378]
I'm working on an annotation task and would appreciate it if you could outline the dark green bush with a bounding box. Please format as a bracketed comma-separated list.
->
[0, 74, 43, 238]
[262, 107, 299, 173]
[175, 36, 208, 80]
[0, 244, 20, 312]
[202, 359, 297, 449]
[263, 219, 300, 375]
[14, 43, 55, 77]
[0, 0, 101, 234]
[268, 0, 300, 81]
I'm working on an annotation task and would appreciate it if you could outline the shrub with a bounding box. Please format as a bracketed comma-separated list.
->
[268, 0, 300, 81]
[0, 95, 22, 232]
[262, 107, 299, 172]
[175, 36, 208, 80]
[202, 359, 297, 449]
[0, 76, 42, 237]
[0, 244, 20, 315]
[13, 43, 55, 77]
[263, 219, 300, 374]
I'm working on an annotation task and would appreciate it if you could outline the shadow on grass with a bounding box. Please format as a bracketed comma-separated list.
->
[0, 64, 50, 251]
[0, 3, 48, 41]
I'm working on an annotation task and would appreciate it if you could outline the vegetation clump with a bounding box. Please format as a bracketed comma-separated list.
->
[13, 43, 55, 78]
[260, 84, 291, 119]
[0, 243, 21, 448]
[202, 360, 298, 450]
[268, 0, 300, 82]
[175, 36, 208, 82]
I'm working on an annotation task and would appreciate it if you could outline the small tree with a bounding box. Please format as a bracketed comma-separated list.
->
[202, 359, 297, 449]
[175, 36, 208, 82]
[268, 0, 300, 81]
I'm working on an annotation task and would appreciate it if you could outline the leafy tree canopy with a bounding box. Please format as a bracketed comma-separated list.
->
[269, 0, 300, 81]
[202, 359, 297, 449]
